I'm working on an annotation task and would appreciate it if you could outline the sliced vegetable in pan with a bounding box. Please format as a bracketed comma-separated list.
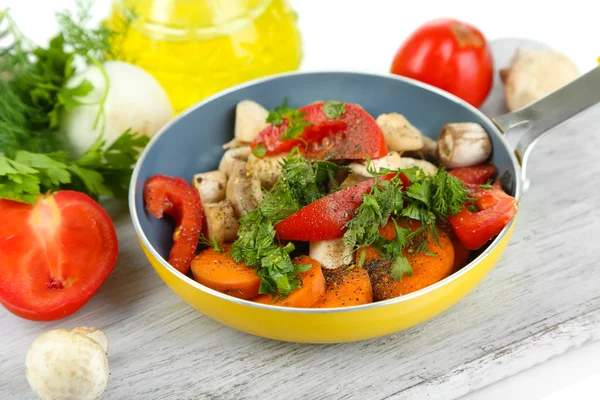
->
[144, 98, 519, 306]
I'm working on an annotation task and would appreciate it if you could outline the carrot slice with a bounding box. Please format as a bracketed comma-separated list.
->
[363, 220, 455, 300]
[313, 267, 373, 308]
[254, 256, 326, 307]
[191, 243, 260, 300]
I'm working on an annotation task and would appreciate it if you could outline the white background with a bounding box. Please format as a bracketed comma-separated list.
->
[4, 0, 600, 399]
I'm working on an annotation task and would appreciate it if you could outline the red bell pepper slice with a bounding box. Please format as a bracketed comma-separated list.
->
[449, 182, 518, 250]
[144, 175, 204, 274]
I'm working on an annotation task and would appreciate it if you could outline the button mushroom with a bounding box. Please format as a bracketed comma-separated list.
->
[501, 49, 579, 111]
[193, 170, 227, 204]
[204, 200, 240, 244]
[350, 152, 438, 177]
[218, 146, 251, 178]
[26, 327, 109, 400]
[375, 113, 424, 153]
[245, 153, 286, 189]
[437, 123, 492, 168]
[309, 239, 354, 269]
[226, 174, 263, 218]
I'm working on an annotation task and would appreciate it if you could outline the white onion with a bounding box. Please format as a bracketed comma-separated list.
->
[61, 60, 174, 156]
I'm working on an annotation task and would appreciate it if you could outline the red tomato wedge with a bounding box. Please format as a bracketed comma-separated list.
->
[252, 119, 347, 156]
[449, 182, 518, 250]
[0, 191, 118, 321]
[251, 101, 388, 160]
[144, 175, 204, 274]
[449, 164, 496, 185]
[275, 173, 403, 241]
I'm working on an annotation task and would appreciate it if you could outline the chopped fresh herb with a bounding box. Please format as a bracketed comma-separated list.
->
[390, 256, 412, 281]
[323, 101, 346, 119]
[199, 234, 222, 253]
[478, 179, 494, 190]
[265, 99, 312, 141]
[357, 250, 367, 268]
[231, 151, 345, 297]
[252, 143, 267, 158]
[344, 163, 468, 281]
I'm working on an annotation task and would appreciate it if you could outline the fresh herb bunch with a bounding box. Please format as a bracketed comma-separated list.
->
[345, 165, 468, 281]
[0, 1, 146, 203]
[231, 150, 348, 297]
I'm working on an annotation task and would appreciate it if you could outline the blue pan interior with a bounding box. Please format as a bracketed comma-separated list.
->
[132, 72, 516, 261]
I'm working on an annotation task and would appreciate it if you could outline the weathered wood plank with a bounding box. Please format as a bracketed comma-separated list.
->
[2, 101, 599, 400]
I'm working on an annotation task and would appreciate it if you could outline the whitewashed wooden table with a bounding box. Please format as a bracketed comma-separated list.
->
[2, 104, 600, 400]
[3, 1, 600, 398]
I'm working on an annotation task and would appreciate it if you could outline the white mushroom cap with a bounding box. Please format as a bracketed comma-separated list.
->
[26, 329, 109, 400]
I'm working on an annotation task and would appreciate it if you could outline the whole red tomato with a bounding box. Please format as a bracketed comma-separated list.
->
[390, 18, 493, 108]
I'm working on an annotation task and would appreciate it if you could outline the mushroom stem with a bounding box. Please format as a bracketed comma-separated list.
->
[375, 113, 424, 153]
[234, 100, 269, 143]
[203, 200, 240, 244]
[437, 123, 492, 168]
[193, 170, 227, 204]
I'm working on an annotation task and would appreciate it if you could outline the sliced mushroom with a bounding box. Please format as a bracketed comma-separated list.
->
[226, 174, 263, 217]
[218, 146, 251, 178]
[376, 113, 424, 153]
[193, 170, 227, 204]
[234, 100, 269, 143]
[437, 123, 492, 168]
[245, 153, 285, 189]
[204, 200, 240, 243]
[350, 152, 438, 177]
[309, 239, 353, 269]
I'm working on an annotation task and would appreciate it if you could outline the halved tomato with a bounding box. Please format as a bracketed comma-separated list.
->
[0, 191, 118, 321]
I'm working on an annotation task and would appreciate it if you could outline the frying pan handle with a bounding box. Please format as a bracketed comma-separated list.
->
[492, 66, 600, 192]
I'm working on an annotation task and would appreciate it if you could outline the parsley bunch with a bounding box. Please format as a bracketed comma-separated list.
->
[346, 166, 468, 281]
[0, 2, 145, 203]
[231, 151, 347, 297]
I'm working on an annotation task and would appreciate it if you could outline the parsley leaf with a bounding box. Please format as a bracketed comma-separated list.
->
[252, 143, 267, 158]
[265, 99, 312, 141]
[390, 256, 412, 281]
[231, 151, 345, 297]
[323, 101, 346, 119]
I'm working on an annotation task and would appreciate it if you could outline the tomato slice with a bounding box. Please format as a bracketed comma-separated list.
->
[251, 101, 387, 160]
[300, 102, 387, 160]
[0, 191, 118, 321]
[274, 173, 403, 241]
[144, 175, 204, 274]
[252, 119, 347, 156]
[449, 164, 496, 185]
[449, 183, 518, 250]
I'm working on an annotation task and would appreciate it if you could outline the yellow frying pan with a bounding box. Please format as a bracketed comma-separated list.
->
[130, 67, 600, 343]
